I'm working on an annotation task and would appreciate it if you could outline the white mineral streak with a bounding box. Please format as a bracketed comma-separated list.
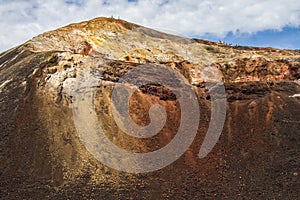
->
[0, 79, 12, 93]
[289, 94, 300, 98]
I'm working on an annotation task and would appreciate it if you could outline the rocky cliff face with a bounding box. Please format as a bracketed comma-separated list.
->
[0, 17, 299, 199]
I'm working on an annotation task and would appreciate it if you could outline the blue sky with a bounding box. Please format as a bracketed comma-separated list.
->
[202, 27, 300, 49]
[0, 0, 300, 52]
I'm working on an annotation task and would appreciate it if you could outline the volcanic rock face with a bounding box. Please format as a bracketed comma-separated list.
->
[0, 17, 299, 199]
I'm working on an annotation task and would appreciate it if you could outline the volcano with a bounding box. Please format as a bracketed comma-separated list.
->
[0, 17, 299, 199]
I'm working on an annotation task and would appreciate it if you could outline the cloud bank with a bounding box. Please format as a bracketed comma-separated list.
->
[1, 0, 300, 52]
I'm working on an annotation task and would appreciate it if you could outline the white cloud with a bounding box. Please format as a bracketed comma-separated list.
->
[0, 0, 300, 52]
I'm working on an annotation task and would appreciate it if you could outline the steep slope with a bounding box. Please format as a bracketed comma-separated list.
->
[0, 17, 299, 199]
